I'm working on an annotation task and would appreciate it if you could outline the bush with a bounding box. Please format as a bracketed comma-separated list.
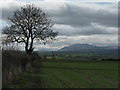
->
[2, 49, 40, 88]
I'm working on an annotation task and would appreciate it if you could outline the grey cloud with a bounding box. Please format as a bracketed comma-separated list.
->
[2, 8, 14, 20]
[1, 2, 118, 48]
[1, 2, 118, 37]
[48, 3, 117, 28]
[53, 24, 117, 36]
[1, 4, 20, 20]
[1, 2, 117, 27]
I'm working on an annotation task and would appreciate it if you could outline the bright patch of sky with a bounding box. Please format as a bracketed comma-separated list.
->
[0, 21, 8, 27]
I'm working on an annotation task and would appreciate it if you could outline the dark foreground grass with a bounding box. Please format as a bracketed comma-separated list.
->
[10, 61, 118, 88]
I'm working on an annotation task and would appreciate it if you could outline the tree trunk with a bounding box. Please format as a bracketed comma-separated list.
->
[25, 38, 34, 55]
[25, 47, 33, 55]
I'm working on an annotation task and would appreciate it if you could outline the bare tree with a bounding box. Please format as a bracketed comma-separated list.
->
[2, 4, 58, 54]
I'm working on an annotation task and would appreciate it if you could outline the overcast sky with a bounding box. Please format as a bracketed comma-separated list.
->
[0, 0, 118, 51]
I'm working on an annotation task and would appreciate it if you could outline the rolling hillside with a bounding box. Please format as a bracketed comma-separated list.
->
[58, 44, 118, 55]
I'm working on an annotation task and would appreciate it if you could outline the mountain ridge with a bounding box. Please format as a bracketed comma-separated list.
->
[58, 44, 118, 52]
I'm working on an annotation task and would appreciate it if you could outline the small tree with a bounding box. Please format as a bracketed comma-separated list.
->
[2, 4, 58, 54]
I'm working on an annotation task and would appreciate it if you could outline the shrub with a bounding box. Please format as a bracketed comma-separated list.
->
[2, 49, 40, 88]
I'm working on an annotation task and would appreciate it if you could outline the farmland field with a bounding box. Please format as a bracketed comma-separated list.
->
[10, 60, 119, 88]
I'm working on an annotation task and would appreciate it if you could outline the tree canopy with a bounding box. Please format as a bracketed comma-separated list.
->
[2, 4, 58, 54]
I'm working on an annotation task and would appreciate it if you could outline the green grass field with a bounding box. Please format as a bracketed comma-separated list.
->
[10, 60, 118, 88]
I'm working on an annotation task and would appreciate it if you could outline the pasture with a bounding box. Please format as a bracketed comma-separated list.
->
[10, 60, 118, 88]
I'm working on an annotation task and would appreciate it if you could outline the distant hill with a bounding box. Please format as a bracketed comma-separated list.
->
[58, 44, 118, 55]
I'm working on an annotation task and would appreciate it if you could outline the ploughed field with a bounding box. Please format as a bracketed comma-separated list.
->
[10, 60, 118, 88]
